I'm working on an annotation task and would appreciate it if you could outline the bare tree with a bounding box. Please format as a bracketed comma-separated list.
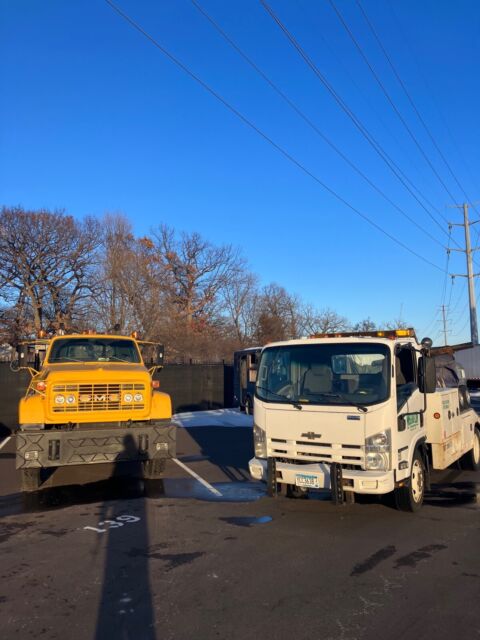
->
[0, 206, 101, 338]
[153, 225, 239, 332]
[222, 263, 259, 346]
[253, 283, 302, 344]
[352, 317, 377, 332]
[299, 305, 349, 336]
[381, 317, 410, 330]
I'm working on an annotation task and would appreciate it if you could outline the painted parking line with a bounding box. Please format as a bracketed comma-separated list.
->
[172, 457, 223, 497]
[0, 436, 12, 451]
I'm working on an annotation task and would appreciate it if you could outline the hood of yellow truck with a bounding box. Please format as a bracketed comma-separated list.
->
[41, 363, 149, 381]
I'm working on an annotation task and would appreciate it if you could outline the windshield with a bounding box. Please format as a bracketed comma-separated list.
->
[48, 338, 141, 363]
[256, 343, 390, 407]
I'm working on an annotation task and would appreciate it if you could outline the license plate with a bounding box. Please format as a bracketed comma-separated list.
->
[295, 473, 320, 489]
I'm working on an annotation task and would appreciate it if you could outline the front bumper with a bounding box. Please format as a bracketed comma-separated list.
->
[249, 457, 394, 495]
[16, 422, 176, 469]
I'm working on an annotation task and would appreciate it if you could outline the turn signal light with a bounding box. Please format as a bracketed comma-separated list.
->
[152, 380, 160, 389]
[36, 381, 46, 392]
[433, 412, 441, 420]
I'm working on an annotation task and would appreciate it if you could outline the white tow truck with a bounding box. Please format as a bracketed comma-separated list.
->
[249, 329, 480, 511]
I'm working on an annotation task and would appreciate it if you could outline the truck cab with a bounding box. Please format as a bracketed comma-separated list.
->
[249, 329, 480, 511]
[14, 332, 176, 491]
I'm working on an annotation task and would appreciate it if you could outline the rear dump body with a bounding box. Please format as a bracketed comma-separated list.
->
[15, 334, 176, 486]
[249, 332, 479, 507]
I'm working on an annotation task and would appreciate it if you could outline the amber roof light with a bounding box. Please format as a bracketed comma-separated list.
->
[309, 328, 416, 340]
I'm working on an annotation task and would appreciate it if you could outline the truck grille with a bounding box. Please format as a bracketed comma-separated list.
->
[51, 383, 146, 413]
[269, 438, 363, 467]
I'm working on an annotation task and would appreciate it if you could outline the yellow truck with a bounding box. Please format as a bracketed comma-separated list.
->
[13, 332, 176, 491]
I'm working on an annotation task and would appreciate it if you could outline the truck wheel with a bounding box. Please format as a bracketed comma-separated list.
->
[394, 451, 425, 512]
[21, 468, 41, 492]
[459, 426, 480, 471]
[142, 458, 166, 480]
[245, 397, 253, 415]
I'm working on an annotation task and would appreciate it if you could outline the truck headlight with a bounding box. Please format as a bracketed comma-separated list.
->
[66, 394, 76, 404]
[123, 393, 133, 403]
[365, 430, 391, 471]
[366, 451, 389, 471]
[55, 395, 65, 405]
[253, 423, 267, 458]
[134, 393, 143, 402]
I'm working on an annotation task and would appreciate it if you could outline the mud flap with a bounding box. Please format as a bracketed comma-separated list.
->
[330, 462, 344, 505]
[267, 457, 278, 497]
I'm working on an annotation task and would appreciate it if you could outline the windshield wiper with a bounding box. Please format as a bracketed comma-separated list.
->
[256, 385, 304, 410]
[50, 356, 84, 363]
[107, 356, 132, 363]
[304, 392, 368, 412]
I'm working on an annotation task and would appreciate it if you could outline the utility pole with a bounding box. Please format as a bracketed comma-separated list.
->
[449, 202, 480, 346]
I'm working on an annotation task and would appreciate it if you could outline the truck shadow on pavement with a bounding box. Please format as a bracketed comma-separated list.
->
[424, 481, 479, 509]
[0, 422, 12, 440]
[94, 434, 157, 640]
[178, 426, 254, 482]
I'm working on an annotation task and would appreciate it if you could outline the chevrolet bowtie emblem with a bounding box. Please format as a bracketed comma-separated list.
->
[302, 432, 322, 439]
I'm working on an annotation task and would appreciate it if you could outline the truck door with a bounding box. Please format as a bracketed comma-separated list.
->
[395, 345, 425, 462]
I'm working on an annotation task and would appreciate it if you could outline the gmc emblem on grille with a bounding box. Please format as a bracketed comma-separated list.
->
[302, 432, 322, 440]
[94, 394, 107, 402]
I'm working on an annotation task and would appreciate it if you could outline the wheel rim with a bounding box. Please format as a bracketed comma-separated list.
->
[473, 430, 480, 465]
[411, 459, 424, 503]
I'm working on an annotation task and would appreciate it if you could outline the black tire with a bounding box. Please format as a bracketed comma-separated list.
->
[142, 458, 166, 480]
[459, 426, 480, 471]
[286, 484, 309, 499]
[21, 468, 41, 492]
[245, 397, 253, 416]
[394, 450, 425, 512]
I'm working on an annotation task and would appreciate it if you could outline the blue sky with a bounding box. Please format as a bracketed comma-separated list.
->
[2, 0, 479, 345]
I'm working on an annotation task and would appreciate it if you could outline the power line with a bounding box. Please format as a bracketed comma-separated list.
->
[104, 0, 446, 273]
[418, 234, 451, 337]
[440, 228, 452, 307]
[298, 2, 425, 183]
[454, 293, 477, 337]
[190, 0, 446, 249]
[386, 1, 480, 200]
[450, 279, 467, 315]
[446, 275, 455, 309]
[351, 0, 475, 209]
[386, 0, 480, 252]
[418, 309, 439, 338]
[260, 0, 463, 248]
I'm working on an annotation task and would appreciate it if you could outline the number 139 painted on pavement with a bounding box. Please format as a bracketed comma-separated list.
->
[83, 515, 140, 533]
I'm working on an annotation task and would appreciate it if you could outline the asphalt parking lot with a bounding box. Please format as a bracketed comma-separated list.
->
[0, 409, 479, 640]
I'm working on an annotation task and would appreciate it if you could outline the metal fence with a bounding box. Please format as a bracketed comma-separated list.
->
[0, 363, 234, 435]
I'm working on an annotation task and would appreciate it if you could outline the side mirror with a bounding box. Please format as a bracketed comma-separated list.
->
[418, 356, 436, 394]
